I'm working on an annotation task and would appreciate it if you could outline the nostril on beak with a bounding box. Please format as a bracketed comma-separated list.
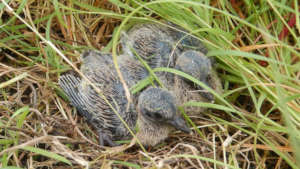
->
[204, 92, 214, 102]
[196, 85, 214, 102]
[168, 116, 191, 134]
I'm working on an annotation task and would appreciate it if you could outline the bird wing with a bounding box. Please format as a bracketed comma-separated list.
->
[78, 51, 139, 136]
[59, 72, 94, 122]
[59, 71, 120, 130]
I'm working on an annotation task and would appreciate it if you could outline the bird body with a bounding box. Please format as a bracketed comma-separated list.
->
[121, 22, 208, 68]
[122, 23, 179, 69]
[121, 22, 223, 108]
[59, 50, 190, 146]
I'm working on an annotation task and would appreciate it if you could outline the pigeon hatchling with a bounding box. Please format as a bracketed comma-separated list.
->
[121, 22, 222, 103]
[59, 50, 191, 147]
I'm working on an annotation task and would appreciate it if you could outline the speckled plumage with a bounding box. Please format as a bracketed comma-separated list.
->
[121, 22, 208, 67]
[164, 22, 208, 54]
[121, 22, 222, 105]
[59, 50, 190, 146]
[121, 23, 179, 69]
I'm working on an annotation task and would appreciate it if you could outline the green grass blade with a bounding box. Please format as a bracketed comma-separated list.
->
[21, 146, 72, 166]
[113, 160, 141, 169]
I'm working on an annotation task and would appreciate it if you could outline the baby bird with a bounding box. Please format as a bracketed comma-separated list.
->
[59, 50, 190, 147]
[121, 22, 222, 102]
[121, 23, 179, 69]
[175, 50, 214, 101]
[164, 22, 208, 54]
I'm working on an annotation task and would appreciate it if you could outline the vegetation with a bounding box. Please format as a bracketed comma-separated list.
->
[0, 0, 299, 168]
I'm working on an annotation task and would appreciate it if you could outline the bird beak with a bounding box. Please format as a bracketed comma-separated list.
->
[200, 90, 214, 102]
[168, 115, 191, 134]
[197, 78, 214, 102]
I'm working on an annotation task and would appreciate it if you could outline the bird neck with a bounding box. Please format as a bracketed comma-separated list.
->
[136, 115, 171, 147]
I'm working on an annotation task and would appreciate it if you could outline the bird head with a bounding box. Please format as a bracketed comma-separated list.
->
[137, 87, 191, 133]
[175, 50, 214, 102]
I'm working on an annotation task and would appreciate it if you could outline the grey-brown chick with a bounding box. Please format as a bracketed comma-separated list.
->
[121, 23, 208, 65]
[121, 23, 179, 69]
[136, 87, 191, 146]
[59, 50, 190, 147]
[164, 22, 208, 54]
[175, 50, 214, 101]
[121, 22, 222, 102]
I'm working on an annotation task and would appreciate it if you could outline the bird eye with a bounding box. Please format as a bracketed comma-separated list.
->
[153, 112, 162, 119]
[145, 111, 152, 118]
[144, 109, 163, 120]
[144, 109, 153, 118]
[207, 74, 212, 81]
